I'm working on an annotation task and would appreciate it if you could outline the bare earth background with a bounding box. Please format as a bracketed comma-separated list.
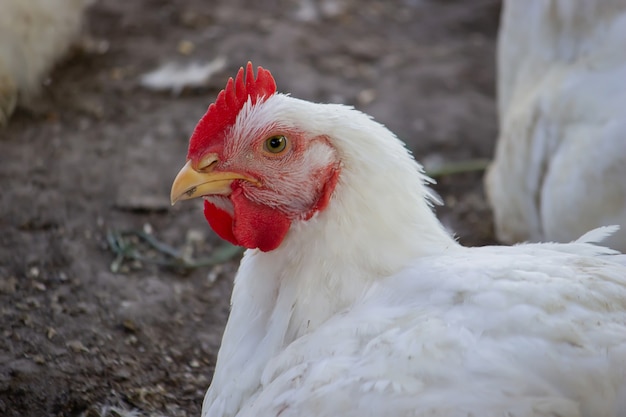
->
[0, 0, 500, 416]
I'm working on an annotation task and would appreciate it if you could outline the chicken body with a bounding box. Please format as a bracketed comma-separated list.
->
[170, 64, 626, 417]
[0, 0, 86, 125]
[486, 0, 626, 251]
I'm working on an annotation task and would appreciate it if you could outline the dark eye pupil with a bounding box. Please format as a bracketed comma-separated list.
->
[265, 135, 287, 153]
[269, 137, 283, 148]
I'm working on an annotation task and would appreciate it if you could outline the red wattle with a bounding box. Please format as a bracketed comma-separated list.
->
[204, 200, 238, 246]
[230, 187, 292, 252]
[202, 188, 292, 252]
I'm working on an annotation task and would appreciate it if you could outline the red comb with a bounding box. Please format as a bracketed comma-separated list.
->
[187, 62, 277, 159]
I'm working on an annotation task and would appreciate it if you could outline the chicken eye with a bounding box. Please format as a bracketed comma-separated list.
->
[264, 135, 287, 154]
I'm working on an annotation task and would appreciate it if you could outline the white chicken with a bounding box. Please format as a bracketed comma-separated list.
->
[485, 0, 626, 251]
[0, 0, 87, 125]
[170, 63, 626, 417]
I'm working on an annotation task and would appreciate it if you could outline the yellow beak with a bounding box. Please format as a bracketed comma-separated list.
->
[170, 156, 257, 205]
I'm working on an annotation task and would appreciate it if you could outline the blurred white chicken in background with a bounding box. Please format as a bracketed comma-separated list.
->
[0, 0, 88, 125]
[485, 0, 626, 251]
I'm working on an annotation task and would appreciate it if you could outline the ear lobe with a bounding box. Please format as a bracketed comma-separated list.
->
[303, 164, 341, 220]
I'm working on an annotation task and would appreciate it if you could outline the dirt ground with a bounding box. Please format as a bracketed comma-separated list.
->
[0, 0, 501, 416]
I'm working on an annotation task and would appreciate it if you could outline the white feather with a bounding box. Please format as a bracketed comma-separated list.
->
[576, 225, 621, 245]
[139, 57, 227, 94]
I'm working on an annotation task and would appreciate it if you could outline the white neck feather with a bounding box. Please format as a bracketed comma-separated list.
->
[202, 97, 457, 417]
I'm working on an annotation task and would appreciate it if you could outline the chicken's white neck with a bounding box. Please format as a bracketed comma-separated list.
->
[202, 99, 457, 417]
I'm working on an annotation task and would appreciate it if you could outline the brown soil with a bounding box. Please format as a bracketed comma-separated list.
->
[0, 0, 500, 415]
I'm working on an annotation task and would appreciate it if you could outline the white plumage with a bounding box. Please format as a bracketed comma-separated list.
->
[486, 0, 626, 251]
[170, 69, 626, 417]
[0, 0, 87, 125]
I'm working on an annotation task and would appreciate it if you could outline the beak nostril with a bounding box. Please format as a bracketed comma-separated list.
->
[198, 160, 217, 173]
[196, 154, 220, 172]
